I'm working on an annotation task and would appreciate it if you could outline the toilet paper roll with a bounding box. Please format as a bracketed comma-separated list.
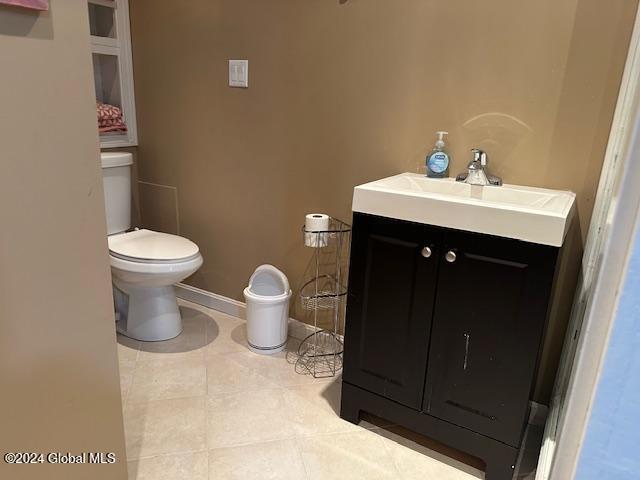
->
[305, 213, 330, 248]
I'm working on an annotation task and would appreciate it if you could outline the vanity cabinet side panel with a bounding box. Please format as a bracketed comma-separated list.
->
[343, 214, 441, 410]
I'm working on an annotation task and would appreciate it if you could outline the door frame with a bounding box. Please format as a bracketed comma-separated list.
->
[536, 5, 640, 479]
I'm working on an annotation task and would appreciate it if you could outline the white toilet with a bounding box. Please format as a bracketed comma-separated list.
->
[101, 152, 203, 341]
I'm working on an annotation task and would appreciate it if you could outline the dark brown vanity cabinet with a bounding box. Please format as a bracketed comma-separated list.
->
[341, 213, 559, 480]
[343, 214, 441, 410]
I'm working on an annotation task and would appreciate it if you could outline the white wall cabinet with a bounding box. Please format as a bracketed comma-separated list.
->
[89, 0, 138, 148]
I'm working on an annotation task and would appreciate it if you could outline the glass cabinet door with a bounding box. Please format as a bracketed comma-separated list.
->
[92, 52, 121, 108]
[88, 2, 117, 39]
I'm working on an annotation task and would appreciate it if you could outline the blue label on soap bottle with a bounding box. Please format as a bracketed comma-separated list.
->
[429, 152, 449, 174]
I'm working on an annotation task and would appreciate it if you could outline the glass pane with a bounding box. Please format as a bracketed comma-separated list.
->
[88, 3, 116, 39]
[93, 53, 121, 107]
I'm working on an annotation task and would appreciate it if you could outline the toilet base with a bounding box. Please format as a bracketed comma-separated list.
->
[113, 283, 183, 341]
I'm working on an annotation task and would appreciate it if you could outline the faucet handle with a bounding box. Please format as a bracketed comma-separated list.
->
[470, 149, 487, 166]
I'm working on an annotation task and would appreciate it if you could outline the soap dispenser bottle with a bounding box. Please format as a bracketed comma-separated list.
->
[426, 131, 450, 178]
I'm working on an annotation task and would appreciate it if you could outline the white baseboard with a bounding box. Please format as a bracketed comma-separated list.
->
[174, 282, 319, 341]
[175, 282, 246, 319]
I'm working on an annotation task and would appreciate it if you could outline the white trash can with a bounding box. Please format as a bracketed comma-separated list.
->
[243, 264, 292, 355]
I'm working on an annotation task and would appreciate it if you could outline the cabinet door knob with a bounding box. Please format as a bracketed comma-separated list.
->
[445, 250, 457, 263]
[421, 246, 432, 258]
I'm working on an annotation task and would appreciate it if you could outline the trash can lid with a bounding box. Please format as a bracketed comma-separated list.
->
[248, 264, 290, 297]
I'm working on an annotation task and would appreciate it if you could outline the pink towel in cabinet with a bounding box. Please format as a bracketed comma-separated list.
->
[97, 101, 128, 134]
[0, 0, 49, 10]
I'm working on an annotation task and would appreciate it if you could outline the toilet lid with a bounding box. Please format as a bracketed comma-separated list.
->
[109, 229, 200, 262]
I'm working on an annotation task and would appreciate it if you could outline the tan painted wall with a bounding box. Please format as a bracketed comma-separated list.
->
[129, 0, 638, 402]
[0, 2, 127, 479]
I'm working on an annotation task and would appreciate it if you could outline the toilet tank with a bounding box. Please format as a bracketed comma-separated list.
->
[101, 152, 133, 235]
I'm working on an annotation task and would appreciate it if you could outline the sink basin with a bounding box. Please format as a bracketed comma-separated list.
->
[352, 173, 576, 247]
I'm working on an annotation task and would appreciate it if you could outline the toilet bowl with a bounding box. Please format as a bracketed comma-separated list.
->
[109, 229, 203, 341]
[101, 152, 203, 341]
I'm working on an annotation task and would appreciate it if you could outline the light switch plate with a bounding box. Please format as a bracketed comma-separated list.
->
[229, 60, 249, 88]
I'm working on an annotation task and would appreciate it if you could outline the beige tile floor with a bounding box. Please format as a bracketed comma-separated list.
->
[118, 299, 540, 480]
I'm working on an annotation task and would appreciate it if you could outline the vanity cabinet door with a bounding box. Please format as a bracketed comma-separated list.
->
[423, 231, 557, 447]
[343, 214, 441, 410]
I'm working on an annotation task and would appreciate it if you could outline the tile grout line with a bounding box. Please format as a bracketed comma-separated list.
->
[134, 340, 141, 362]
[124, 393, 208, 407]
[119, 338, 141, 463]
[120, 340, 140, 413]
[132, 448, 209, 462]
[292, 424, 405, 480]
[376, 427, 410, 480]
[292, 434, 312, 480]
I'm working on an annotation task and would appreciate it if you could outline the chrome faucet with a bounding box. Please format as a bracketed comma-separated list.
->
[456, 149, 502, 186]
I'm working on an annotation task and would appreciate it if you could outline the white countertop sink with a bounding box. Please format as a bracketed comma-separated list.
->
[352, 173, 576, 247]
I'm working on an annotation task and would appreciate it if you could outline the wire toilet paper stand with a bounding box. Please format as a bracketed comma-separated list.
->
[293, 217, 351, 378]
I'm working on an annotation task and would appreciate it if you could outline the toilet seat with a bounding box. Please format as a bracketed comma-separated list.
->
[109, 253, 204, 276]
[108, 228, 203, 289]
[109, 229, 200, 263]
